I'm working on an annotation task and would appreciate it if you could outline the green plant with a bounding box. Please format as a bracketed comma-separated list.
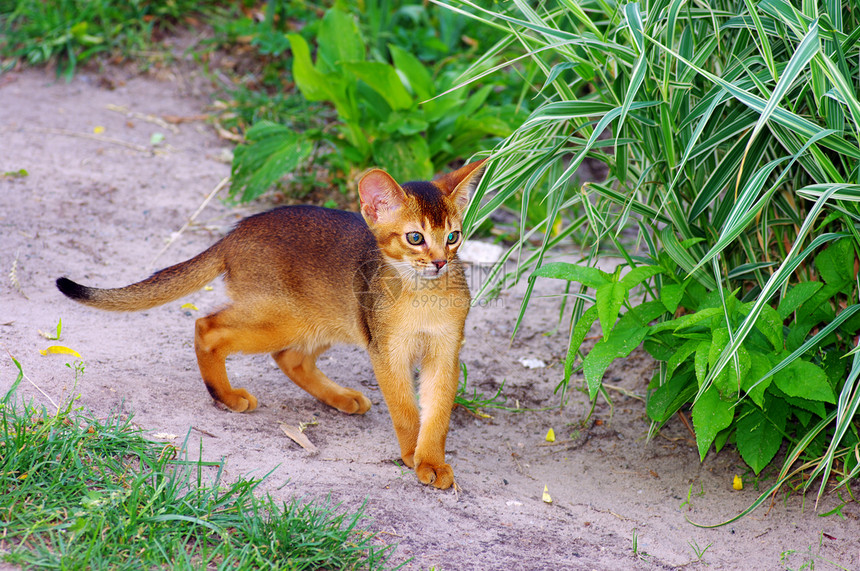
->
[229, 5, 522, 202]
[454, 362, 510, 417]
[441, 0, 860, 515]
[679, 482, 705, 511]
[1, 358, 397, 569]
[688, 539, 712, 562]
[38, 318, 62, 341]
[0, 0, 222, 78]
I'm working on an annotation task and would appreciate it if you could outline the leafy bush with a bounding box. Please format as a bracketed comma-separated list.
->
[230, 4, 523, 202]
[449, 0, 860, 505]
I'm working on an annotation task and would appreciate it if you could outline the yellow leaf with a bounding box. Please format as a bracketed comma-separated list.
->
[204, 286, 214, 291]
[93, 126, 105, 134]
[39, 346, 82, 359]
[732, 475, 743, 490]
[545, 428, 556, 442]
[180, 303, 198, 310]
[542, 485, 552, 504]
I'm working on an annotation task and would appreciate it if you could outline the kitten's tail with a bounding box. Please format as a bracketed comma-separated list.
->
[57, 243, 225, 312]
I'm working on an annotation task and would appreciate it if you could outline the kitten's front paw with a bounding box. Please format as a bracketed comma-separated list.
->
[332, 389, 372, 415]
[415, 461, 454, 489]
[223, 389, 258, 412]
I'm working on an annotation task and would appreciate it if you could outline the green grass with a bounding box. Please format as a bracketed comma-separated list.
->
[0, 0, 224, 77]
[1, 360, 397, 569]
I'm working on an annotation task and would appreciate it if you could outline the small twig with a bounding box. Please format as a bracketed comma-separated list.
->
[212, 119, 243, 142]
[31, 127, 153, 153]
[191, 425, 218, 438]
[162, 113, 210, 125]
[677, 410, 696, 440]
[376, 529, 402, 538]
[147, 176, 230, 270]
[105, 104, 180, 133]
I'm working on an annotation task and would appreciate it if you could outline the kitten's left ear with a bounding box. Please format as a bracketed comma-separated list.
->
[435, 159, 487, 212]
[358, 169, 407, 224]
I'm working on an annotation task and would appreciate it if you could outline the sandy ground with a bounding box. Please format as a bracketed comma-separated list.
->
[1, 65, 859, 571]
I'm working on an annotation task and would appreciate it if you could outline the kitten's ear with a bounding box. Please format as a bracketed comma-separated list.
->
[435, 159, 487, 212]
[358, 169, 406, 224]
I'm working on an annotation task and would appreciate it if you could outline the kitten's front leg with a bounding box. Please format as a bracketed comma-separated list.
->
[413, 338, 461, 489]
[368, 346, 421, 468]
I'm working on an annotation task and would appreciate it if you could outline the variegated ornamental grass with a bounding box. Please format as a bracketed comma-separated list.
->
[439, 0, 860, 519]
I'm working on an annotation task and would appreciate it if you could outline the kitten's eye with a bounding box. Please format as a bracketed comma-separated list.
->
[405, 232, 425, 246]
[446, 231, 460, 245]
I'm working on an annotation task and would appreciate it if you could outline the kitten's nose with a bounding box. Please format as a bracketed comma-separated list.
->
[432, 259, 447, 270]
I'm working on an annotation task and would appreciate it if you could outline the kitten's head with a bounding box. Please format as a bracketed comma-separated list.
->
[359, 160, 486, 280]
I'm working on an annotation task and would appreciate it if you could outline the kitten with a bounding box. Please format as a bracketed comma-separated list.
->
[57, 160, 485, 489]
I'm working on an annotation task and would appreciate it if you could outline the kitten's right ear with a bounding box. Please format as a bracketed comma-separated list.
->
[436, 159, 487, 213]
[358, 169, 406, 224]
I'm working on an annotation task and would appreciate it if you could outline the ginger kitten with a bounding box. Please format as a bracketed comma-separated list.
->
[57, 160, 485, 489]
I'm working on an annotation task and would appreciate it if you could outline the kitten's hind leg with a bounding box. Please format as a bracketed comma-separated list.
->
[194, 309, 260, 412]
[272, 347, 371, 414]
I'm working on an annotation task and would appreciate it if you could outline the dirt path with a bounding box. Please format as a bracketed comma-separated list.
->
[1, 67, 858, 570]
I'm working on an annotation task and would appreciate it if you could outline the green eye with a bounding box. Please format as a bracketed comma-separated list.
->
[406, 232, 424, 245]
[446, 231, 460, 245]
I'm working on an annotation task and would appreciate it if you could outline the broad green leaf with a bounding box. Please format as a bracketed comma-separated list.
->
[287, 34, 334, 103]
[753, 304, 784, 350]
[389, 44, 433, 101]
[814, 237, 854, 286]
[621, 301, 669, 328]
[741, 351, 774, 407]
[564, 305, 599, 382]
[230, 122, 313, 203]
[317, 8, 364, 74]
[343, 62, 414, 111]
[772, 388, 827, 419]
[708, 327, 730, 370]
[583, 326, 649, 399]
[660, 282, 687, 313]
[647, 371, 697, 423]
[777, 282, 823, 319]
[595, 281, 626, 339]
[773, 360, 836, 403]
[695, 340, 710, 386]
[619, 265, 663, 290]
[714, 343, 751, 398]
[735, 399, 789, 475]
[649, 307, 722, 334]
[666, 339, 700, 379]
[371, 135, 433, 181]
[708, 328, 751, 397]
[714, 425, 733, 454]
[692, 384, 735, 461]
[531, 262, 610, 288]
